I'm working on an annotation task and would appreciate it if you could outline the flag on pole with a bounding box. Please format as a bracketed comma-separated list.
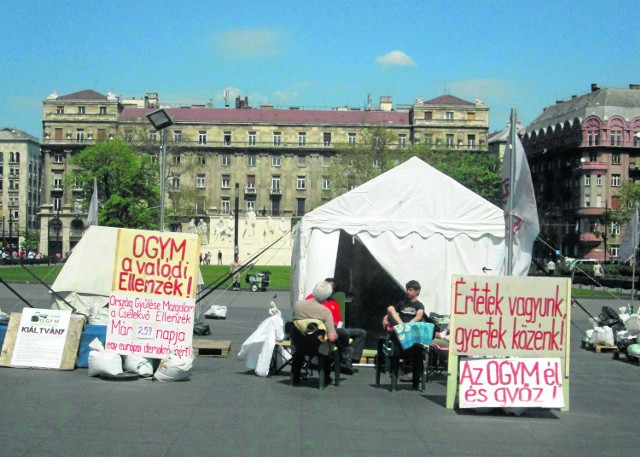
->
[500, 132, 540, 276]
[618, 206, 639, 263]
[87, 178, 99, 226]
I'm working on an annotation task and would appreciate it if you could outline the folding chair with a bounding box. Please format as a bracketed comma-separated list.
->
[269, 322, 294, 376]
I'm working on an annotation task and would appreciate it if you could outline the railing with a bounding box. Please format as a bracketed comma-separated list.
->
[269, 188, 282, 195]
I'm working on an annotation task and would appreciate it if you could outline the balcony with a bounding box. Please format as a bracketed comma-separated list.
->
[269, 187, 282, 195]
[575, 207, 606, 216]
[575, 161, 608, 172]
[244, 186, 257, 194]
[579, 232, 602, 243]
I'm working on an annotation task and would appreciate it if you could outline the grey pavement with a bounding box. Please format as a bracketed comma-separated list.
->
[1, 283, 639, 457]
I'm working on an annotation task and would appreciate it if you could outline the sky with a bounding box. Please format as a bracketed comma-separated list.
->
[2, 0, 640, 138]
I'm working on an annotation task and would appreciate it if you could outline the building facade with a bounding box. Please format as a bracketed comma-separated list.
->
[0, 128, 42, 253]
[40, 89, 489, 256]
[522, 83, 640, 261]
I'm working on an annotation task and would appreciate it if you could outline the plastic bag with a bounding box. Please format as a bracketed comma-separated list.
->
[154, 353, 193, 382]
[87, 338, 123, 377]
[623, 314, 640, 336]
[204, 305, 227, 319]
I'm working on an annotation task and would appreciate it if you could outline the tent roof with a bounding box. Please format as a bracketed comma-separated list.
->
[300, 156, 504, 239]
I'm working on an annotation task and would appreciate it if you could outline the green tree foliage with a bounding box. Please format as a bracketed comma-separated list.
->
[615, 180, 640, 222]
[329, 127, 501, 205]
[20, 229, 40, 253]
[69, 140, 160, 229]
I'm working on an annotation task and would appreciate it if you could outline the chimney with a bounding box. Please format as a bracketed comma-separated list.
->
[630, 84, 640, 90]
[591, 83, 599, 92]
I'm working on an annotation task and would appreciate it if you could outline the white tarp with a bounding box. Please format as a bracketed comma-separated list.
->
[291, 157, 505, 315]
[51, 226, 203, 315]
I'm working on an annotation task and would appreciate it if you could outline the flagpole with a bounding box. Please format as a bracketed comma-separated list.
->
[631, 205, 638, 311]
[506, 108, 517, 276]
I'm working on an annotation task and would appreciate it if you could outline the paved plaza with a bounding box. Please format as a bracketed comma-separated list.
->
[0, 282, 639, 457]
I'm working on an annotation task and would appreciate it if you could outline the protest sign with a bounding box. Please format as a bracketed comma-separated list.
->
[446, 275, 571, 410]
[459, 358, 565, 408]
[10, 309, 72, 368]
[106, 229, 199, 359]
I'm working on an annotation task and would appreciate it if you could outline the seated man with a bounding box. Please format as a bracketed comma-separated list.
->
[322, 278, 366, 375]
[292, 281, 338, 385]
[382, 279, 425, 382]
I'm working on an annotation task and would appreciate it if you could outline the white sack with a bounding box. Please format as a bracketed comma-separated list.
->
[204, 304, 227, 319]
[154, 354, 193, 382]
[124, 355, 154, 377]
[238, 313, 284, 377]
[623, 314, 640, 336]
[87, 337, 123, 377]
[584, 328, 594, 342]
[589, 326, 614, 346]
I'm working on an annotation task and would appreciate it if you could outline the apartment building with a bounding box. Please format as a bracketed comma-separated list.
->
[522, 83, 640, 261]
[40, 89, 489, 256]
[0, 128, 42, 253]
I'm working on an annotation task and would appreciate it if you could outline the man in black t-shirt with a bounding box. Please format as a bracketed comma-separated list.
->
[383, 280, 425, 331]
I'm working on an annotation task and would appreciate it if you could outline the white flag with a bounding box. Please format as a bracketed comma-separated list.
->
[87, 178, 99, 226]
[618, 206, 639, 263]
[500, 134, 540, 276]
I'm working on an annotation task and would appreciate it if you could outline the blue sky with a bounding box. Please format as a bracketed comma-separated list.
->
[2, 0, 639, 137]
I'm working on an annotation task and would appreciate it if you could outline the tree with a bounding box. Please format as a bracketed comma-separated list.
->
[20, 229, 39, 253]
[69, 140, 160, 229]
[616, 180, 640, 222]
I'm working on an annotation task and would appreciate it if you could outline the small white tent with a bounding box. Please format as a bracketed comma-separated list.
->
[290, 157, 505, 315]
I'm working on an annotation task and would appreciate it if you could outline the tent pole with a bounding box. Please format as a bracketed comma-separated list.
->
[506, 108, 517, 276]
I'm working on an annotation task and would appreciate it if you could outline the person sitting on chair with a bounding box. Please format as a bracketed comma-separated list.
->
[382, 280, 425, 382]
[321, 278, 366, 375]
[292, 281, 338, 385]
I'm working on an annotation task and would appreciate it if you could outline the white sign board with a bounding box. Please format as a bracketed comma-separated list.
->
[11, 308, 72, 368]
[459, 358, 565, 409]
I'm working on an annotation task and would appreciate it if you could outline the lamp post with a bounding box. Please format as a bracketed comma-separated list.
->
[146, 108, 174, 232]
[234, 183, 239, 256]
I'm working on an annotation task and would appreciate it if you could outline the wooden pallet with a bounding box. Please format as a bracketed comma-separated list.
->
[192, 339, 232, 357]
[581, 340, 617, 353]
[358, 349, 377, 365]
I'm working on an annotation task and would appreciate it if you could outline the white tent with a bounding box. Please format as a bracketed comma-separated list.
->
[290, 157, 505, 315]
[51, 226, 203, 315]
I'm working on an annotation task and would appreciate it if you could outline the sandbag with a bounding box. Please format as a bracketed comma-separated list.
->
[627, 343, 640, 357]
[124, 355, 154, 377]
[583, 328, 594, 342]
[589, 326, 614, 346]
[154, 354, 193, 382]
[87, 338, 123, 377]
[623, 314, 640, 336]
[204, 305, 227, 319]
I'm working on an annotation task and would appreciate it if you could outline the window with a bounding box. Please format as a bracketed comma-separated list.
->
[584, 175, 590, 186]
[221, 174, 230, 188]
[596, 174, 602, 186]
[635, 133, 640, 147]
[197, 156, 206, 165]
[99, 106, 107, 115]
[298, 132, 306, 146]
[297, 154, 306, 167]
[589, 151, 597, 162]
[171, 174, 180, 189]
[611, 222, 620, 235]
[248, 131, 256, 146]
[346, 132, 357, 145]
[196, 174, 205, 188]
[77, 106, 85, 114]
[221, 198, 230, 215]
[398, 134, 406, 148]
[271, 176, 281, 191]
[76, 129, 85, 142]
[611, 174, 621, 187]
[271, 199, 280, 217]
[149, 131, 157, 142]
[125, 131, 133, 142]
[173, 154, 181, 165]
[53, 197, 62, 211]
[272, 154, 281, 167]
[585, 195, 590, 207]
[445, 111, 454, 120]
[323, 132, 332, 146]
[610, 130, 622, 146]
[246, 199, 256, 212]
[56, 106, 64, 114]
[53, 175, 63, 189]
[173, 130, 182, 142]
[446, 134, 454, 147]
[424, 111, 432, 120]
[246, 175, 256, 190]
[273, 132, 282, 146]
[198, 130, 207, 144]
[223, 131, 232, 146]
[467, 134, 476, 148]
[611, 245, 620, 258]
[612, 153, 620, 165]
[373, 158, 381, 168]
[297, 176, 306, 190]
[296, 198, 305, 216]
[322, 177, 331, 190]
[222, 154, 231, 166]
[247, 154, 256, 167]
[467, 112, 476, 120]
[54, 153, 63, 163]
[425, 133, 433, 144]
[588, 131, 600, 146]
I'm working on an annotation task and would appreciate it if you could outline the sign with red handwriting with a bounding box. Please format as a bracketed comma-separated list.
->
[450, 275, 571, 358]
[106, 229, 200, 358]
[459, 358, 565, 408]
